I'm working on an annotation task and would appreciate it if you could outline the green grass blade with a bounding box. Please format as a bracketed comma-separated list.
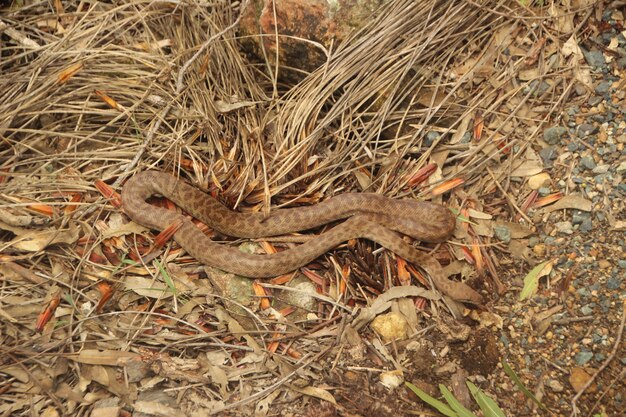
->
[439, 385, 478, 417]
[502, 361, 550, 412]
[466, 381, 507, 417]
[405, 382, 458, 417]
[154, 259, 178, 296]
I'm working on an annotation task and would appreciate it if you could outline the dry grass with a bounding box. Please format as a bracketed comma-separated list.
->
[0, 0, 590, 415]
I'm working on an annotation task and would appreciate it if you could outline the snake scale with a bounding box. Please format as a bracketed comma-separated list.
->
[121, 171, 483, 304]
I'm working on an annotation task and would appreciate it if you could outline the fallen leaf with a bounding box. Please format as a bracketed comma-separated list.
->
[520, 260, 554, 300]
[542, 194, 592, 213]
[71, 349, 140, 366]
[295, 386, 337, 405]
[6, 224, 80, 252]
[124, 275, 173, 298]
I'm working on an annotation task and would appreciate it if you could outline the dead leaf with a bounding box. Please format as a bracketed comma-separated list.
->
[294, 386, 337, 405]
[353, 286, 439, 330]
[542, 194, 592, 213]
[493, 221, 534, 238]
[5, 223, 80, 252]
[214, 96, 257, 113]
[124, 275, 173, 299]
[71, 349, 140, 366]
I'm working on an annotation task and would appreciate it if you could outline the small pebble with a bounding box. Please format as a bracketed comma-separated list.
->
[577, 124, 597, 137]
[494, 225, 512, 243]
[571, 211, 589, 225]
[548, 379, 564, 392]
[588, 95, 603, 106]
[533, 244, 546, 257]
[543, 126, 569, 145]
[539, 147, 557, 165]
[580, 304, 594, 315]
[575, 350, 594, 365]
[555, 221, 574, 234]
[595, 80, 612, 94]
[580, 156, 597, 170]
[582, 50, 606, 67]
[592, 164, 610, 174]
[580, 218, 593, 233]
[606, 277, 621, 290]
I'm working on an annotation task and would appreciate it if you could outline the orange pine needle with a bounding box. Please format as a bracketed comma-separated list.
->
[461, 246, 475, 265]
[532, 192, 563, 208]
[283, 345, 302, 359]
[27, 203, 54, 217]
[94, 180, 122, 208]
[270, 273, 294, 285]
[302, 268, 325, 286]
[472, 111, 484, 141]
[396, 258, 411, 286]
[94, 90, 121, 111]
[340, 264, 350, 294]
[64, 193, 82, 215]
[252, 281, 271, 310]
[260, 241, 277, 255]
[153, 219, 183, 249]
[95, 282, 114, 312]
[471, 239, 484, 275]
[36, 292, 62, 332]
[268, 340, 279, 354]
[520, 190, 538, 213]
[279, 306, 296, 317]
[58, 62, 83, 84]
[406, 163, 437, 188]
[431, 178, 464, 196]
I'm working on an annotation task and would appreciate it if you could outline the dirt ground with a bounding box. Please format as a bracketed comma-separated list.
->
[1, 1, 625, 417]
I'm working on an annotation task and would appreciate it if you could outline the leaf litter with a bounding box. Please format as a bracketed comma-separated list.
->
[0, 0, 624, 416]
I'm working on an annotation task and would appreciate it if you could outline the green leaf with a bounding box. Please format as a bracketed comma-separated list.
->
[519, 260, 553, 300]
[405, 382, 458, 417]
[502, 361, 550, 412]
[439, 385, 478, 417]
[154, 259, 178, 296]
[466, 381, 506, 417]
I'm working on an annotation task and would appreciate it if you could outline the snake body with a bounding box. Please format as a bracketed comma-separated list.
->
[121, 171, 483, 304]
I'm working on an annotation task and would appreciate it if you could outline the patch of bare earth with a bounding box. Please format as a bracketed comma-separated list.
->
[1, 0, 624, 416]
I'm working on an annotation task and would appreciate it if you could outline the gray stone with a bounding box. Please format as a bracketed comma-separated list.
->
[580, 156, 597, 170]
[580, 304, 594, 315]
[539, 146, 557, 165]
[493, 225, 511, 243]
[594, 80, 612, 94]
[587, 95, 603, 106]
[567, 141, 580, 152]
[583, 50, 606, 67]
[579, 218, 593, 233]
[606, 276, 621, 290]
[571, 211, 589, 225]
[575, 350, 594, 365]
[425, 131, 440, 146]
[543, 126, 568, 145]
[577, 124, 597, 137]
[555, 221, 574, 234]
[538, 187, 551, 196]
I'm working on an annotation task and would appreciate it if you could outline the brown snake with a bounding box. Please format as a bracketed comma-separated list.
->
[121, 171, 483, 304]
